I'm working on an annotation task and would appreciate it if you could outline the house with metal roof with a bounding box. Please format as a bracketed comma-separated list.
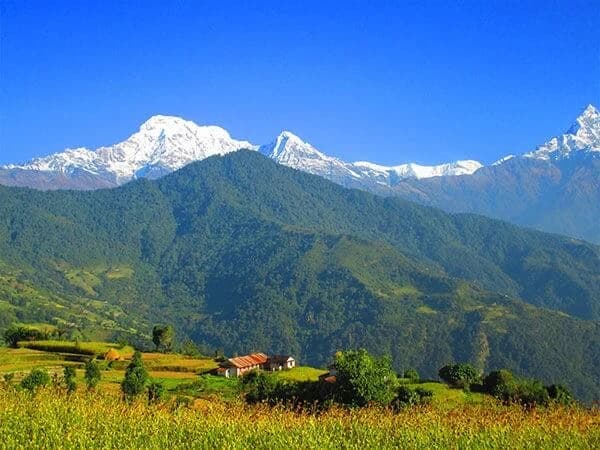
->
[217, 352, 296, 377]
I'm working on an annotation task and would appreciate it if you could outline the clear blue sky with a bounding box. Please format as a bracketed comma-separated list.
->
[1, 0, 599, 166]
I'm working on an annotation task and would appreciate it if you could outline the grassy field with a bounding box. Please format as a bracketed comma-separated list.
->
[0, 388, 597, 449]
[0, 345, 218, 393]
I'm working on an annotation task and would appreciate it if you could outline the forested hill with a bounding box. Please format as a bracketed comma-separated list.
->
[0, 150, 599, 400]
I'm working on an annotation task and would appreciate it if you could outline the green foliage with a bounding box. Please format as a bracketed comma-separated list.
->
[438, 363, 480, 389]
[483, 369, 514, 397]
[3, 324, 60, 347]
[333, 349, 397, 406]
[547, 384, 574, 405]
[147, 381, 166, 404]
[121, 351, 149, 398]
[63, 366, 77, 393]
[84, 359, 101, 390]
[403, 368, 419, 382]
[241, 370, 282, 404]
[20, 368, 50, 392]
[393, 386, 433, 409]
[0, 151, 599, 400]
[152, 325, 175, 352]
[3, 373, 14, 385]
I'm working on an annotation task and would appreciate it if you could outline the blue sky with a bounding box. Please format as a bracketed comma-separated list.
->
[1, 0, 598, 166]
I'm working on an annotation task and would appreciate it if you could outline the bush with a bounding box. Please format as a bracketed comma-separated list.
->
[392, 386, 433, 409]
[403, 368, 419, 382]
[547, 384, 574, 405]
[20, 369, 50, 392]
[3, 373, 14, 385]
[147, 382, 166, 404]
[84, 359, 101, 390]
[438, 363, 480, 389]
[63, 366, 77, 394]
[241, 370, 281, 404]
[483, 369, 514, 396]
[333, 349, 398, 406]
[502, 379, 550, 408]
[121, 351, 149, 399]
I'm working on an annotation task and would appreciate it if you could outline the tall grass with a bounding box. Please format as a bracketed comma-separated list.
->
[0, 387, 598, 449]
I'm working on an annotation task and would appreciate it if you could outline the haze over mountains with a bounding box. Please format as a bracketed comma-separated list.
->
[2, 105, 598, 242]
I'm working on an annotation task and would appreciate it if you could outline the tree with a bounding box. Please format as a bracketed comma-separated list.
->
[20, 369, 50, 392]
[483, 369, 514, 397]
[121, 351, 149, 399]
[333, 349, 397, 406]
[152, 325, 174, 352]
[84, 359, 101, 390]
[403, 368, 419, 382]
[63, 366, 77, 394]
[438, 363, 480, 389]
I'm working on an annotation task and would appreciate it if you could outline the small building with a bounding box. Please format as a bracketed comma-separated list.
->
[218, 353, 269, 378]
[267, 355, 296, 371]
[217, 352, 296, 377]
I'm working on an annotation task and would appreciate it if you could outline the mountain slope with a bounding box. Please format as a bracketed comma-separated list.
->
[1, 151, 599, 399]
[393, 106, 600, 243]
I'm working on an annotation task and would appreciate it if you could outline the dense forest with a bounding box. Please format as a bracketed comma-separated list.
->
[0, 151, 598, 400]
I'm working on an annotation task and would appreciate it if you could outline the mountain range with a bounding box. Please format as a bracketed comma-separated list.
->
[1, 151, 599, 400]
[2, 105, 598, 243]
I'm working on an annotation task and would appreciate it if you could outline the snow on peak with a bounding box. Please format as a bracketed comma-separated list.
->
[492, 155, 516, 166]
[524, 104, 600, 160]
[352, 160, 482, 182]
[259, 132, 362, 179]
[6, 115, 257, 181]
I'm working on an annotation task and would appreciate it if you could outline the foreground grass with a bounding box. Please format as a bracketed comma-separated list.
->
[0, 388, 598, 449]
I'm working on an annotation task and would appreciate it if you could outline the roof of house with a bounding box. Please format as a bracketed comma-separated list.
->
[268, 355, 294, 364]
[224, 352, 268, 368]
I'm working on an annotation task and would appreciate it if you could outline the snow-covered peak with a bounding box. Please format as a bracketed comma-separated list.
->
[352, 160, 482, 181]
[259, 132, 361, 179]
[492, 155, 516, 166]
[524, 104, 600, 160]
[6, 115, 257, 182]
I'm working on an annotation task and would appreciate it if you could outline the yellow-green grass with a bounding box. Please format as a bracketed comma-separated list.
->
[0, 388, 597, 449]
[406, 381, 488, 408]
[16, 340, 135, 358]
[272, 366, 328, 382]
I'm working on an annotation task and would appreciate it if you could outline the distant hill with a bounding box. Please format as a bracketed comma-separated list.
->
[0, 151, 598, 400]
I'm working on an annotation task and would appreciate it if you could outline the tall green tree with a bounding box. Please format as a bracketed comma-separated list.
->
[121, 351, 149, 399]
[84, 359, 101, 390]
[63, 366, 77, 394]
[152, 325, 174, 352]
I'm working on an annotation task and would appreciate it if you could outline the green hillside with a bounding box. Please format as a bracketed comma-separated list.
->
[0, 151, 598, 400]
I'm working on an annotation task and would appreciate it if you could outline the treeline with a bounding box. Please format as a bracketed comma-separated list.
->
[240, 349, 574, 410]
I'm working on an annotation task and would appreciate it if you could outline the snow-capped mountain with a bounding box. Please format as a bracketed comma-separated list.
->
[524, 104, 600, 160]
[4, 115, 257, 184]
[2, 117, 484, 190]
[259, 130, 482, 187]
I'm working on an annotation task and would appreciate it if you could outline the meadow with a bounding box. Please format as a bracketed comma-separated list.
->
[0, 387, 598, 449]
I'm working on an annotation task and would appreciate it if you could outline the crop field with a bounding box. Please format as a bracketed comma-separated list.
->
[0, 388, 598, 449]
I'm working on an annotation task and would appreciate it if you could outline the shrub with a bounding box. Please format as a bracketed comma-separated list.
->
[503, 379, 550, 408]
[333, 349, 398, 406]
[438, 363, 480, 389]
[20, 369, 50, 392]
[121, 351, 149, 399]
[547, 384, 574, 405]
[392, 386, 433, 409]
[3, 373, 14, 385]
[403, 368, 419, 382]
[63, 366, 77, 394]
[482, 369, 514, 396]
[147, 382, 166, 404]
[84, 359, 101, 390]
